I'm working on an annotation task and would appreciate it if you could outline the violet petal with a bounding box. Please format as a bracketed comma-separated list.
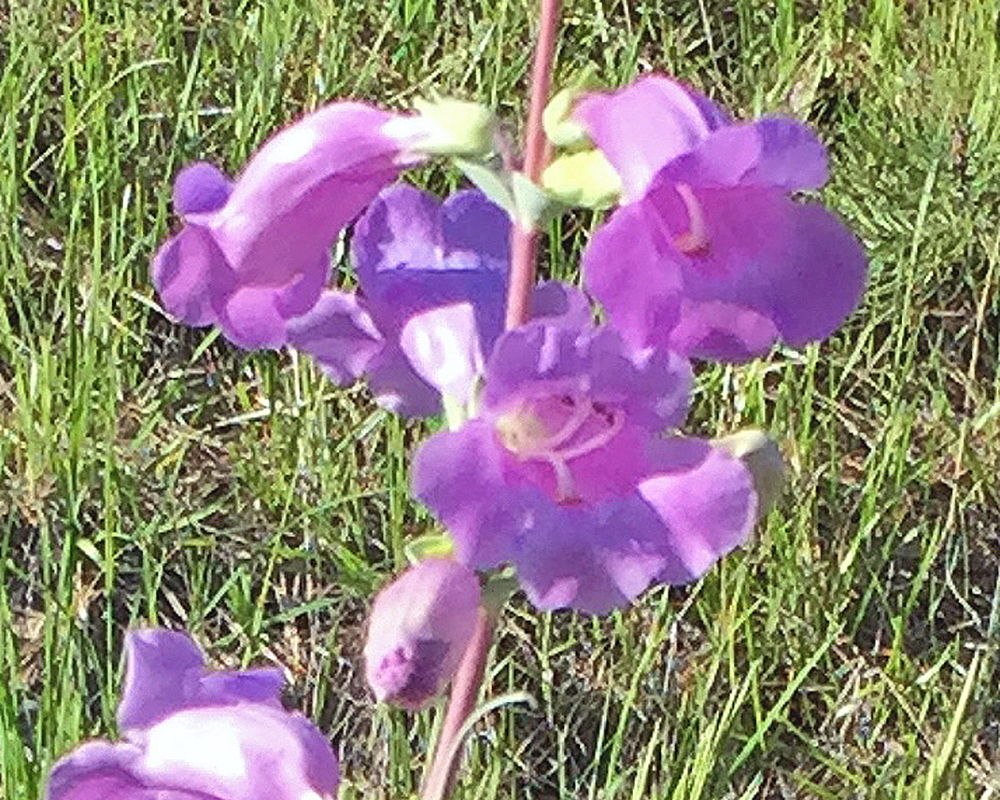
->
[660, 118, 828, 190]
[574, 75, 724, 200]
[285, 290, 384, 384]
[173, 163, 233, 215]
[150, 226, 234, 328]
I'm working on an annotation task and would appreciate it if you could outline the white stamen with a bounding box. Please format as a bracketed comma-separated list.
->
[497, 398, 625, 502]
[673, 183, 709, 254]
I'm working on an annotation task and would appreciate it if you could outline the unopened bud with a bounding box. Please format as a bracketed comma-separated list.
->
[712, 430, 784, 519]
[363, 559, 480, 709]
[404, 97, 496, 157]
[542, 85, 592, 149]
[542, 149, 623, 209]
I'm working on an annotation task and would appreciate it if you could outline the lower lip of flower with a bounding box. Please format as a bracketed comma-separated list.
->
[495, 393, 624, 502]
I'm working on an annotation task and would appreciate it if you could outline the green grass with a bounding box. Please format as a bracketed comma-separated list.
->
[2, 0, 999, 798]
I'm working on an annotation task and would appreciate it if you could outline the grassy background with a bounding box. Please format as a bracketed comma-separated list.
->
[2, 0, 999, 797]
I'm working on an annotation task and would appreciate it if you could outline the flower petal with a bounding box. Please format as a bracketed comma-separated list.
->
[131, 705, 337, 800]
[118, 629, 285, 736]
[660, 119, 828, 190]
[636, 437, 756, 583]
[44, 742, 153, 800]
[173, 163, 233, 215]
[513, 508, 632, 615]
[413, 421, 540, 568]
[201, 104, 406, 288]
[117, 630, 204, 733]
[285, 290, 384, 384]
[530, 281, 592, 328]
[364, 345, 442, 418]
[666, 299, 780, 362]
[353, 186, 509, 351]
[399, 302, 485, 406]
[483, 324, 690, 431]
[581, 201, 682, 352]
[589, 182, 867, 360]
[574, 76, 724, 200]
[652, 185, 867, 356]
[150, 226, 234, 328]
[219, 286, 289, 350]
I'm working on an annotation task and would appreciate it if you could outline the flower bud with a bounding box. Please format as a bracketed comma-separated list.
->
[542, 149, 623, 209]
[712, 429, 784, 518]
[364, 559, 481, 709]
[386, 97, 496, 157]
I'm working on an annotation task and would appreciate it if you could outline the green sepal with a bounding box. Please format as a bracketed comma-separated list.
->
[404, 533, 455, 564]
[510, 171, 569, 230]
[453, 160, 568, 231]
[411, 96, 496, 157]
[480, 565, 520, 614]
[453, 156, 517, 217]
[542, 66, 602, 149]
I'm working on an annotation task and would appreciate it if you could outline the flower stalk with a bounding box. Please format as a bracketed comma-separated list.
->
[504, 0, 562, 330]
[421, 2, 562, 797]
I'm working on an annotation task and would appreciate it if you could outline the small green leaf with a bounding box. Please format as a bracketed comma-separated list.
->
[453, 157, 516, 216]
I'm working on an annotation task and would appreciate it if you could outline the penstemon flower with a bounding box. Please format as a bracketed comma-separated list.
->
[151, 99, 496, 352]
[413, 322, 757, 614]
[286, 185, 589, 417]
[44, 629, 339, 800]
[574, 75, 867, 361]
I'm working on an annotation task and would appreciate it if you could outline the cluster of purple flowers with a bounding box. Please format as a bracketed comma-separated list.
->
[47, 74, 865, 796]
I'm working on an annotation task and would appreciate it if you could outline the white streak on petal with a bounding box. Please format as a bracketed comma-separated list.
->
[400, 303, 484, 405]
[537, 326, 559, 374]
[143, 711, 246, 780]
[268, 125, 321, 165]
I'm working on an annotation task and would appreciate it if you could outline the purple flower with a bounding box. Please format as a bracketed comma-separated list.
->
[576, 75, 867, 361]
[45, 629, 338, 800]
[413, 323, 757, 614]
[286, 185, 590, 416]
[151, 103, 424, 350]
[364, 559, 481, 709]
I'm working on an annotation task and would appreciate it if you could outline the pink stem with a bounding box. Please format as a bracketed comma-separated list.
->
[420, 609, 494, 800]
[419, 4, 562, 798]
[505, 0, 562, 330]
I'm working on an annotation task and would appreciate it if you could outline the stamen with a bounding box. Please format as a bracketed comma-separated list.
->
[543, 454, 578, 503]
[496, 398, 626, 503]
[539, 394, 592, 451]
[556, 409, 624, 460]
[672, 183, 709, 254]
